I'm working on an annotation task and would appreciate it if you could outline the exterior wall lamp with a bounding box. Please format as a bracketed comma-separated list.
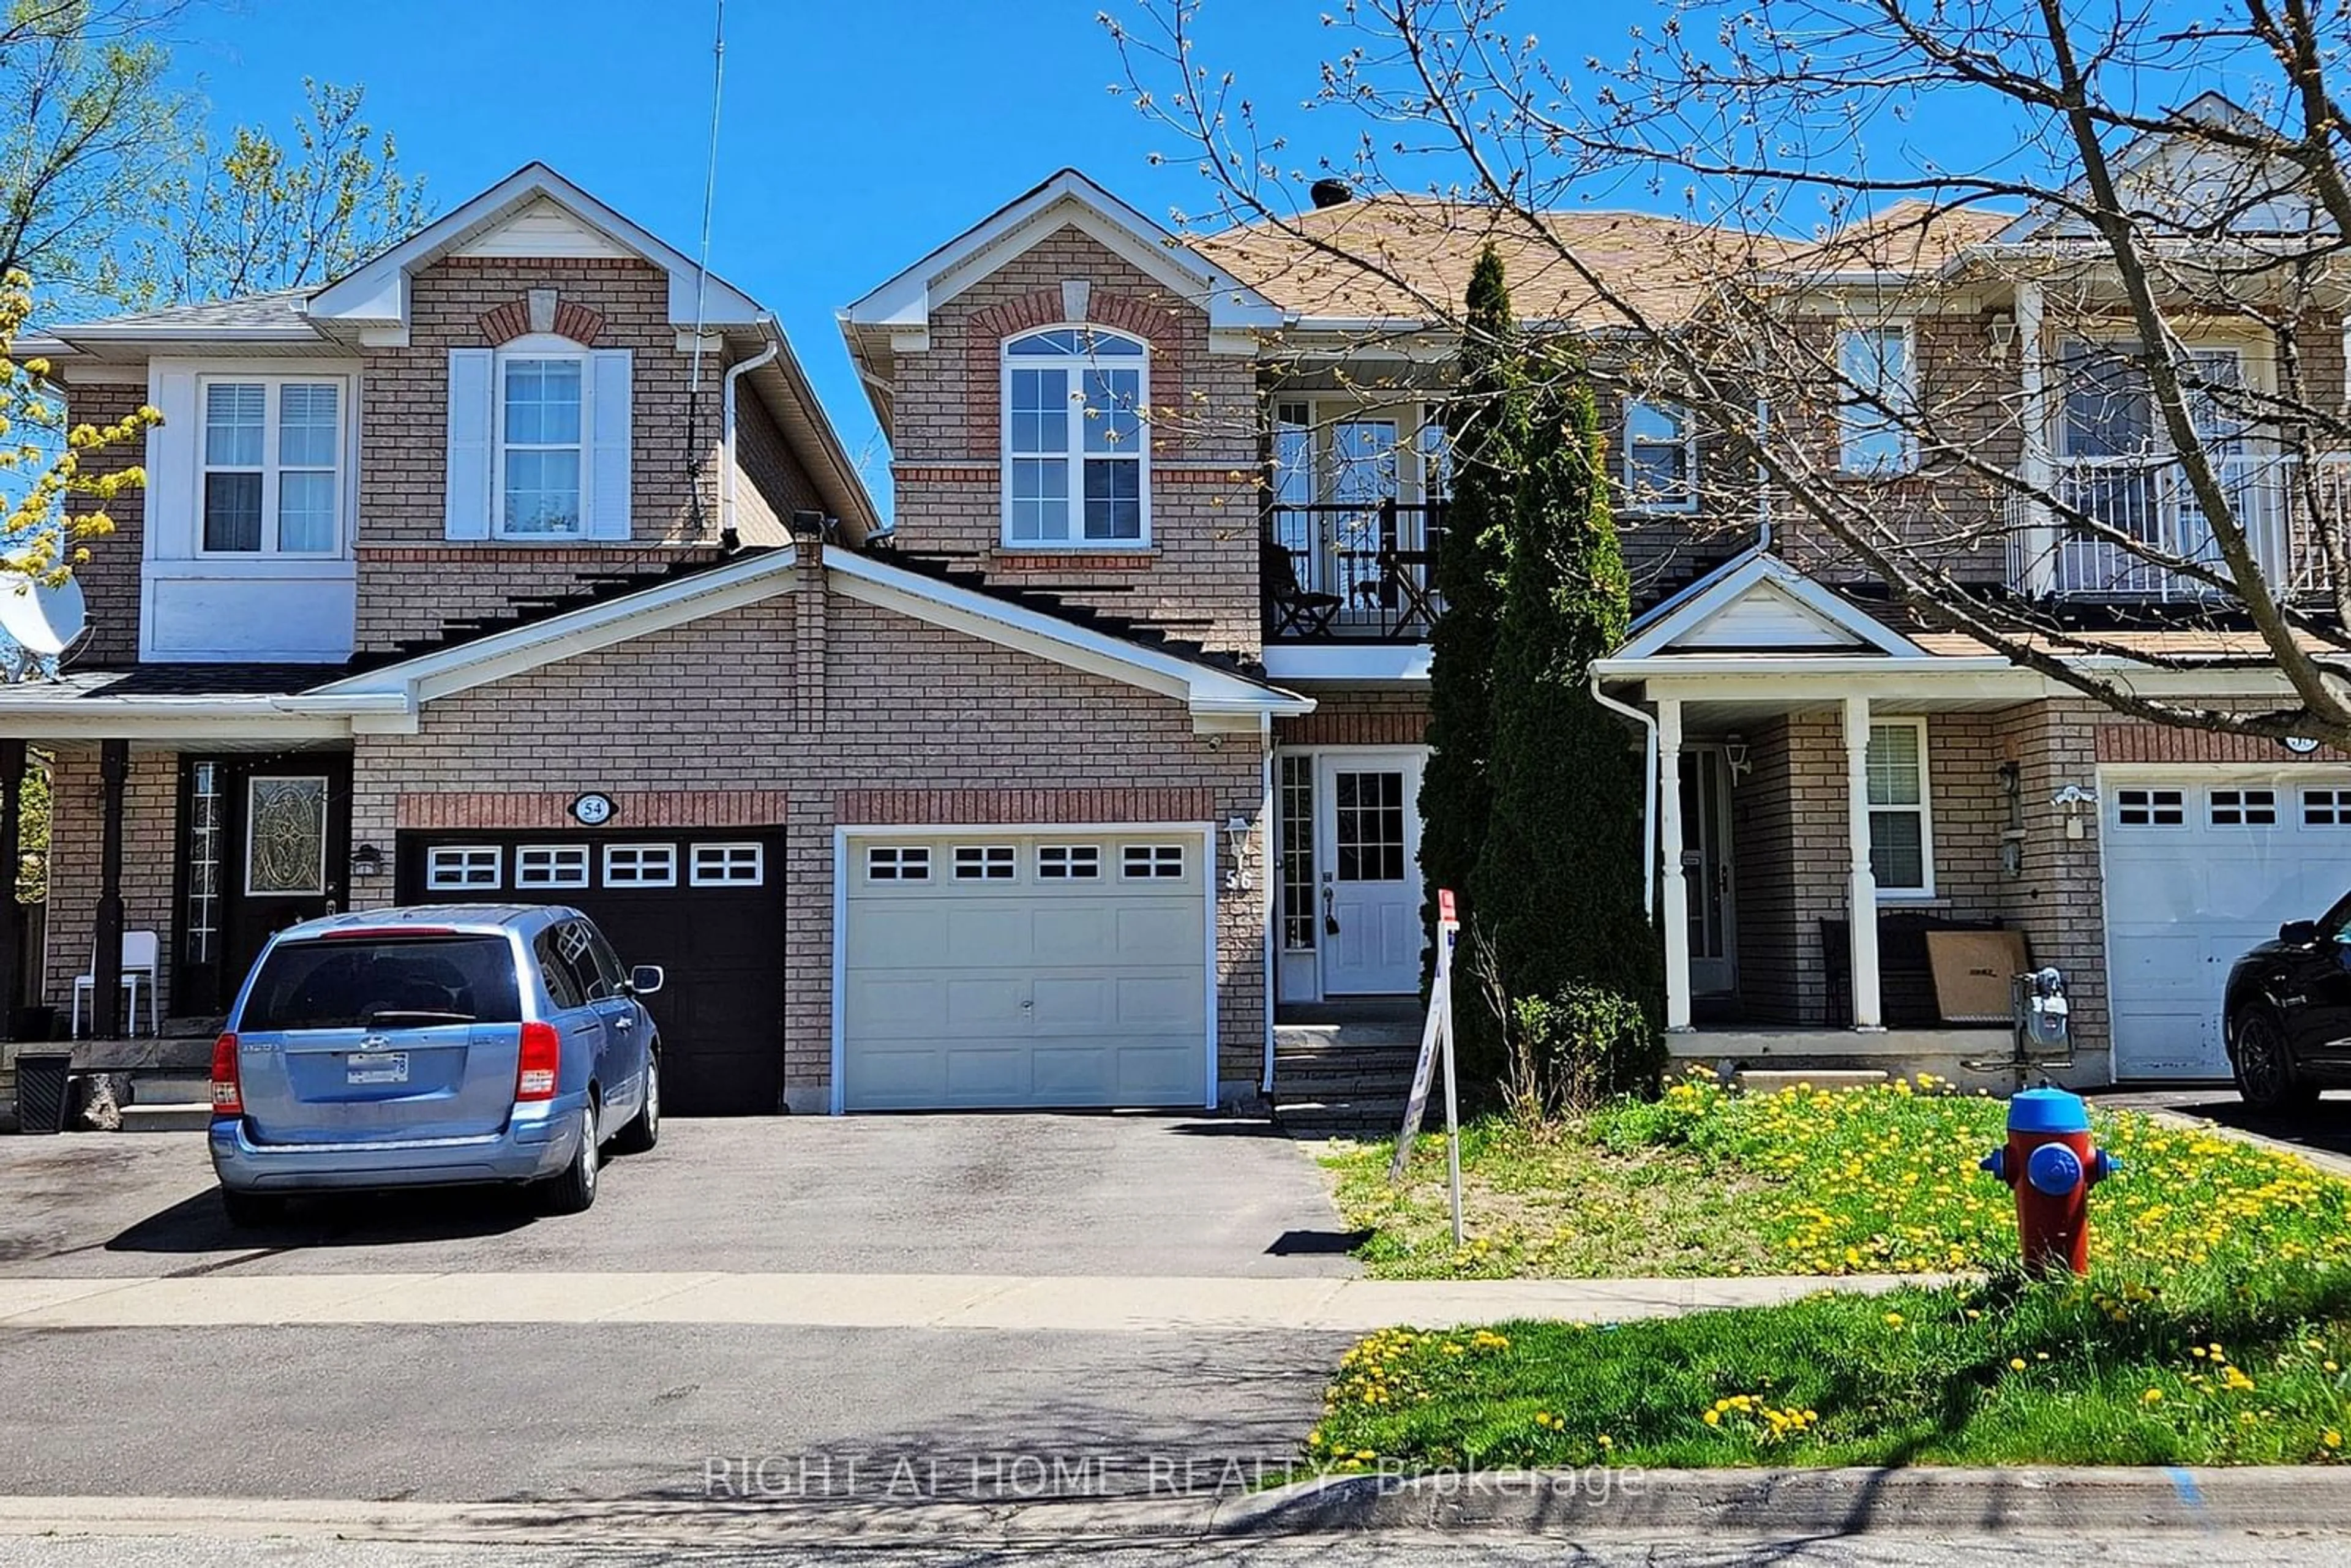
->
[1722, 734, 1753, 782]
[1989, 313, 2017, 362]
[2052, 783, 2098, 841]
[350, 844, 387, 879]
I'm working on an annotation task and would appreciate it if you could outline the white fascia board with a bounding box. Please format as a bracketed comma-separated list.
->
[844, 170, 1284, 334]
[1618, 553, 1925, 659]
[0, 700, 353, 742]
[1261, 643, 1432, 683]
[308, 163, 765, 331]
[311, 547, 801, 708]
[1604, 655, 2317, 702]
[825, 550, 1310, 718]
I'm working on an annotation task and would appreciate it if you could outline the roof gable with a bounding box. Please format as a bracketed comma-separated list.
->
[842, 169, 1284, 336]
[308, 162, 767, 333]
[1619, 552, 1926, 659]
[1998, 93, 2327, 243]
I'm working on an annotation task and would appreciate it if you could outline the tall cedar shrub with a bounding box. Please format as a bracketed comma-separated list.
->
[1417, 246, 1522, 1051]
[1471, 355, 1665, 1096]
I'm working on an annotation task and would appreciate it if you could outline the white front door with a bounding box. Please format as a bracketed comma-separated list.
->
[1681, 749, 1738, 997]
[1317, 752, 1424, 996]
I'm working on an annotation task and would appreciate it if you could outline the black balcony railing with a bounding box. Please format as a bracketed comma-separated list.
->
[1264, 500, 1448, 643]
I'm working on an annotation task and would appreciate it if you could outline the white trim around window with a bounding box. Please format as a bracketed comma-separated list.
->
[689, 842, 765, 886]
[195, 375, 351, 556]
[1620, 397, 1699, 513]
[1865, 717, 1935, 898]
[514, 843, 591, 890]
[426, 844, 502, 891]
[493, 336, 590, 539]
[1837, 322, 1919, 476]
[1000, 323, 1150, 548]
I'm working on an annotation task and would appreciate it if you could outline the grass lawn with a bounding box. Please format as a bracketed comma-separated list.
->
[1327, 1073, 2351, 1279]
[1308, 1267, 2351, 1470]
[1308, 1075, 2351, 1471]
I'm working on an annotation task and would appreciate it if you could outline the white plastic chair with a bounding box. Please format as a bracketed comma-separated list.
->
[71, 929, 160, 1038]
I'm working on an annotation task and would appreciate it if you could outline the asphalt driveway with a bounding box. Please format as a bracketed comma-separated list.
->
[0, 1112, 1362, 1280]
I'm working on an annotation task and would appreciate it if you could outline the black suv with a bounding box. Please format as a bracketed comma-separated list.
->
[2224, 893, 2351, 1109]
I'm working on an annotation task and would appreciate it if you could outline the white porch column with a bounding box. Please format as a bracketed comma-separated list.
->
[1657, 698, 1692, 1031]
[2014, 279, 2055, 595]
[1842, 695, 1884, 1030]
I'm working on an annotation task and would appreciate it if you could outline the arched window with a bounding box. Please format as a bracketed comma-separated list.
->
[1002, 326, 1149, 545]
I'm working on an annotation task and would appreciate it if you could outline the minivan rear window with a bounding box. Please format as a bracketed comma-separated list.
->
[241, 936, 523, 1031]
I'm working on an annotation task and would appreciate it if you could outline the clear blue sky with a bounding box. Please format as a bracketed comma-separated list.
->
[171, 0, 1347, 517]
[167, 1, 2250, 518]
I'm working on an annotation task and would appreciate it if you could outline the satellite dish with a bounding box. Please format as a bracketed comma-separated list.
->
[0, 574, 87, 657]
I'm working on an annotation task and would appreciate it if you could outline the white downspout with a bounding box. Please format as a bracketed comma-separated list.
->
[1588, 669, 1657, 917]
[721, 323, 782, 543]
[1261, 711, 1278, 1100]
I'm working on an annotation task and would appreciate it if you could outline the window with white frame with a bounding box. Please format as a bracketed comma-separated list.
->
[953, 844, 1017, 881]
[1037, 844, 1101, 880]
[426, 845, 502, 891]
[1121, 842, 1186, 880]
[2304, 787, 2351, 826]
[514, 844, 590, 889]
[2210, 787, 2278, 826]
[602, 844, 677, 887]
[1837, 326, 1918, 475]
[1865, 719, 1933, 895]
[866, 844, 930, 882]
[497, 353, 586, 536]
[200, 378, 344, 553]
[2115, 787, 2186, 827]
[1002, 326, 1147, 544]
[1621, 399, 1697, 511]
[690, 842, 763, 885]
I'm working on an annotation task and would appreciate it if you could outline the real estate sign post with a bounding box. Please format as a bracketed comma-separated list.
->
[1390, 889, 1464, 1247]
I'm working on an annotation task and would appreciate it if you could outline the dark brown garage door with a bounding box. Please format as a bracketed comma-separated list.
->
[394, 830, 786, 1116]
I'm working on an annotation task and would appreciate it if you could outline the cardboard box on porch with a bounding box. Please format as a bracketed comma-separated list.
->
[1924, 929, 2030, 1024]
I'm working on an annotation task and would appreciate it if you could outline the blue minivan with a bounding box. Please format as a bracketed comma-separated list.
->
[209, 906, 663, 1226]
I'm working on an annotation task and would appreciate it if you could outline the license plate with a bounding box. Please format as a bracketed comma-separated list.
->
[347, 1052, 410, 1086]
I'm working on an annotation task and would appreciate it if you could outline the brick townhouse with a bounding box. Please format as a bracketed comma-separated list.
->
[4, 140, 2344, 1118]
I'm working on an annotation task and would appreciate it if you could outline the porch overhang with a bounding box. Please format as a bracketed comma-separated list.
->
[0, 689, 403, 743]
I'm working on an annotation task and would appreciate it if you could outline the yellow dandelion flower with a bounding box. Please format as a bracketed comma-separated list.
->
[2010, 1357, 2028, 1371]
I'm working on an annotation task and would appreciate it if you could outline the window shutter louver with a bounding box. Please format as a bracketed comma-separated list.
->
[444, 349, 493, 540]
[587, 348, 633, 541]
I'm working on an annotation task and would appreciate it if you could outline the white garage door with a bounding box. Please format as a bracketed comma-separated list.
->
[841, 830, 1212, 1111]
[2102, 772, 2351, 1078]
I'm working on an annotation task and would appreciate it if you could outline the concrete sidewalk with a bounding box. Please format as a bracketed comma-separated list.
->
[0, 1269, 1948, 1333]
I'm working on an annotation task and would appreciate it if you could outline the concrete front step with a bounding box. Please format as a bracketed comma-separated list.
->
[119, 1102, 214, 1133]
[1275, 1022, 1422, 1051]
[1274, 1098, 1411, 1135]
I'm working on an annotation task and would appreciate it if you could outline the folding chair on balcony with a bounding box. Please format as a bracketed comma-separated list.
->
[1262, 530, 1343, 637]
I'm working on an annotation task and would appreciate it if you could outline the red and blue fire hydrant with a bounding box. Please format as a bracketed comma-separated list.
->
[1977, 1087, 2118, 1276]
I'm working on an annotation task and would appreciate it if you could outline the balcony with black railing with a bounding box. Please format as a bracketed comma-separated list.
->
[1263, 500, 1448, 643]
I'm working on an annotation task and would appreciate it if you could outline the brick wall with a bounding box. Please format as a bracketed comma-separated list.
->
[351, 255, 820, 650]
[888, 225, 1263, 655]
[59, 378, 152, 665]
[1275, 688, 1431, 748]
[42, 747, 177, 1013]
[1723, 702, 2111, 1047]
[351, 583, 1269, 1108]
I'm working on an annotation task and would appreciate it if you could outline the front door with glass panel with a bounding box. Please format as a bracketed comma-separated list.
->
[1679, 749, 1737, 998]
[195, 754, 353, 1015]
[1316, 752, 1424, 995]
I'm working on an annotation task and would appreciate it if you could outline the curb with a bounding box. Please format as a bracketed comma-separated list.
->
[1218, 1465, 2351, 1535]
[5, 1469, 2351, 1545]
[2134, 1105, 2351, 1182]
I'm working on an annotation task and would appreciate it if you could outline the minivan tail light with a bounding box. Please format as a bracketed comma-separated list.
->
[209, 1033, 242, 1116]
[516, 1021, 561, 1102]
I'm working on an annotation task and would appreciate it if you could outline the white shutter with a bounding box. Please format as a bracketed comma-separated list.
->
[444, 348, 493, 540]
[587, 348, 633, 541]
[145, 365, 198, 560]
